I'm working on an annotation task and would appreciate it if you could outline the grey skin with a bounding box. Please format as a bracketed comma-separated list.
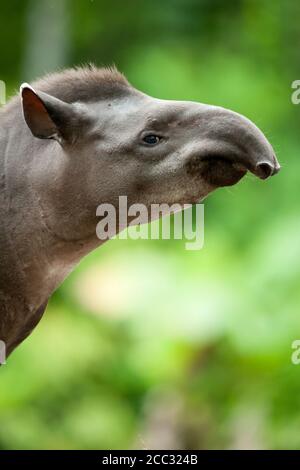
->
[0, 66, 280, 357]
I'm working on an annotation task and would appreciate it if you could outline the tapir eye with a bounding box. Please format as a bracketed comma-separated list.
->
[142, 134, 161, 145]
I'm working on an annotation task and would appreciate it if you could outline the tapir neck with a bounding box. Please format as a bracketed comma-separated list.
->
[0, 102, 102, 352]
[2, 145, 101, 297]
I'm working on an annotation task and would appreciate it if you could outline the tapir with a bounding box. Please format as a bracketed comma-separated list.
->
[0, 66, 280, 358]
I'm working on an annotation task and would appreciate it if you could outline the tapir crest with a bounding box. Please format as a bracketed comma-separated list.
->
[0, 65, 280, 358]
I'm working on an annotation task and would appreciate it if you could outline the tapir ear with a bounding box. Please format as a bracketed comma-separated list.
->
[20, 83, 79, 143]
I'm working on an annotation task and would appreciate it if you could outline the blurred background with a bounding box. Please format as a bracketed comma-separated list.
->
[0, 0, 300, 450]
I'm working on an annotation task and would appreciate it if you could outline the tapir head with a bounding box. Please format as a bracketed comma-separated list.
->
[20, 67, 280, 221]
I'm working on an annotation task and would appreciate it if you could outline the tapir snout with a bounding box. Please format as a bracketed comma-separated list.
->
[198, 105, 281, 182]
[160, 100, 280, 186]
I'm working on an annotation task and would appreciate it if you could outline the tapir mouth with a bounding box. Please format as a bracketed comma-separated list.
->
[200, 155, 248, 187]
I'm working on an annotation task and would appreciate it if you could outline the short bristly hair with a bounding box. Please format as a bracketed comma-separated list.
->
[29, 65, 132, 103]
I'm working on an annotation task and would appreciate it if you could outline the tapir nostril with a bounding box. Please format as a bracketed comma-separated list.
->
[255, 161, 275, 179]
